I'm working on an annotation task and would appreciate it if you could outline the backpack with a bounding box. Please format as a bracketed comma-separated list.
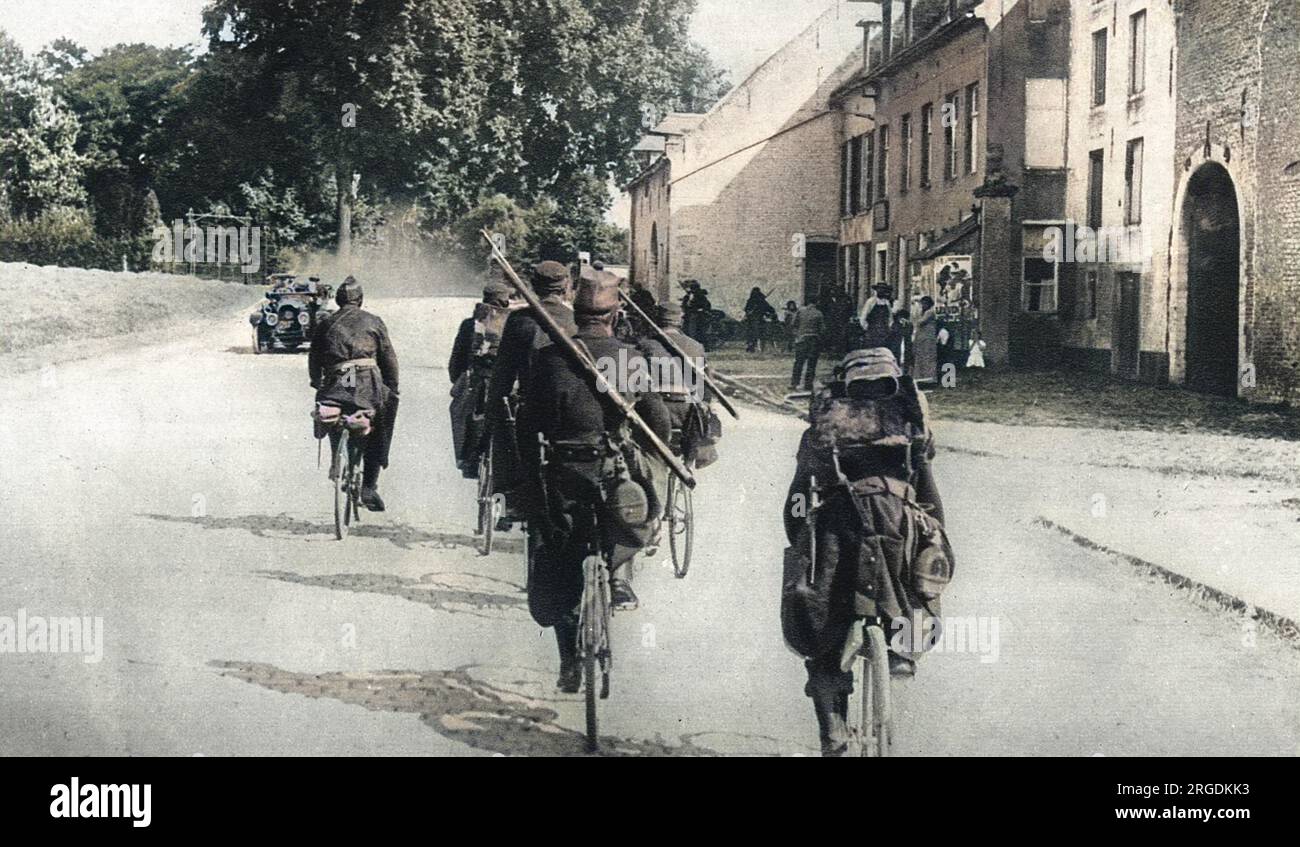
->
[472, 302, 510, 359]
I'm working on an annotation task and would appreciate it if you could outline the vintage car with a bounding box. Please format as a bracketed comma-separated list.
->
[249, 274, 334, 353]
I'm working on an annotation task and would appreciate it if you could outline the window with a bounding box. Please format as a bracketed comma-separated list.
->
[862, 132, 875, 211]
[1124, 137, 1144, 225]
[877, 124, 890, 201]
[1092, 29, 1108, 106]
[876, 246, 890, 288]
[1085, 270, 1099, 320]
[1022, 257, 1059, 313]
[965, 82, 980, 175]
[847, 137, 863, 215]
[920, 103, 933, 187]
[943, 91, 959, 179]
[1025, 78, 1067, 168]
[1129, 10, 1147, 95]
[900, 113, 912, 192]
[1087, 149, 1104, 230]
[841, 142, 851, 215]
[1022, 224, 1061, 313]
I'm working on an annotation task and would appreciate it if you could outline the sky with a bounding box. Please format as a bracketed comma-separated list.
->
[0, 0, 837, 80]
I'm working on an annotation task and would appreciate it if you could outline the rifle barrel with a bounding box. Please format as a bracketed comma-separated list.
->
[619, 290, 739, 420]
[481, 230, 695, 490]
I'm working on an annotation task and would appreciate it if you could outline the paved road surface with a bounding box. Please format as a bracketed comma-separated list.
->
[2, 297, 1297, 756]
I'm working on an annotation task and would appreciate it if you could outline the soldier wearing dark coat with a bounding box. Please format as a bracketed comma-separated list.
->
[448, 280, 511, 384]
[636, 302, 718, 468]
[484, 261, 579, 506]
[448, 280, 513, 476]
[782, 347, 951, 755]
[309, 277, 400, 511]
[517, 271, 671, 693]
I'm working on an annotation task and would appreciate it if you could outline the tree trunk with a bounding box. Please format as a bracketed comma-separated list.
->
[336, 156, 352, 266]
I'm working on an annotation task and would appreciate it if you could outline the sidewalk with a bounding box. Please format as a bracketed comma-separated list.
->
[939, 418, 1300, 637]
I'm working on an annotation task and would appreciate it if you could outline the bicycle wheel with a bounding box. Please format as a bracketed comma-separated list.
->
[477, 449, 495, 555]
[579, 554, 606, 753]
[668, 475, 694, 579]
[863, 625, 892, 757]
[333, 430, 350, 540]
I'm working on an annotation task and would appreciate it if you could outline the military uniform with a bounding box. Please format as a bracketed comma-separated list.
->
[515, 271, 671, 690]
[449, 282, 512, 475]
[308, 289, 400, 494]
[782, 348, 950, 755]
[484, 263, 578, 496]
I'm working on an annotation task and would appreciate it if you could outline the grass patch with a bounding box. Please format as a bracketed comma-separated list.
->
[0, 262, 264, 356]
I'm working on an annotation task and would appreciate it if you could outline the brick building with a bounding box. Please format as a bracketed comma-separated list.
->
[624, 2, 867, 318]
[1058, 0, 1178, 383]
[830, 0, 1073, 366]
[1172, 0, 1300, 401]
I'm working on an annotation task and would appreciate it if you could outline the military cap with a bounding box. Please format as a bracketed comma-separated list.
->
[574, 271, 621, 315]
[531, 260, 571, 293]
[483, 280, 512, 303]
[336, 276, 364, 306]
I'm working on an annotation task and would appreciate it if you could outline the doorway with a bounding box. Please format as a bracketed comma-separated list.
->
[1182, 163, 1240, 396]
[1115, 272, 1140, 379]
[803, 242, 837, 304]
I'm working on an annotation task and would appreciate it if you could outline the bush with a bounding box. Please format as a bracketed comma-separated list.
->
[0, 206, 136, 269]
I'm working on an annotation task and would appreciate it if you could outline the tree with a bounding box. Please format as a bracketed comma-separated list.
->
[0, 30, 87, 219]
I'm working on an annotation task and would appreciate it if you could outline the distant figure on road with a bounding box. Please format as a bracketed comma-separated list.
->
[680, 280, 712, 344]
[789, 298, 825, 391]
[912, 295, 938, 384]
[308, 277, 400, 512]
[743, 287, 778, 353]
[782, 300, 798, 351]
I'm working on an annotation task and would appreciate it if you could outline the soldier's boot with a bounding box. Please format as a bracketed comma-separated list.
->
[610, 577, 639, 612]
[811, 691, 849, 757]
[555, 617, 581, 693]
[360, 464, 386, 512]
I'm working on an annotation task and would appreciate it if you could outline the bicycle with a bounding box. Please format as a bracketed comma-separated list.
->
[578, 546, 613, 752]
[475, 442, 501, 556]
[664, 455, 694, 579]
[316, 404, 371, 540]
[540, 438, 617, 753]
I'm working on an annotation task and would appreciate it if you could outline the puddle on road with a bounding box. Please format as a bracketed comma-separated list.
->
[212, 660, 719, 757]
[258, 569, 527, 619]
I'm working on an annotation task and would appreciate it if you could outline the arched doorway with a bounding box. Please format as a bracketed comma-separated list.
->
[1182, 163, 1240, 396]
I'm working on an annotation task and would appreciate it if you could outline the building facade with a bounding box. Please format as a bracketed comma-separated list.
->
[1059, 0, 1177, 383]
[1172, 0, 1300, 401]
[831, 0, 1073, 367]
[625, 1, 867, 317]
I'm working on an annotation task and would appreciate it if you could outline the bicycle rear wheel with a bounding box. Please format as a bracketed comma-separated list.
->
[333, 430, 350, 540]
[579, 554, 608, 753]
[477, 448, 495, 555]
[668, 474, 694, 578]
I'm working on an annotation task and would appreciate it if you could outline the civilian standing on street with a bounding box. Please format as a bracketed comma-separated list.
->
[790, 297, 825, 391]
[913, 295, 939, 384]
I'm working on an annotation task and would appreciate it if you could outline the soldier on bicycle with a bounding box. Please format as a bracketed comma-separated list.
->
[517, 271, 671, 693]
[485, 261, 578, 518]
[448, 279, 513, 477]
[782, 347, 953, 755]
[308, 277, 400, 512]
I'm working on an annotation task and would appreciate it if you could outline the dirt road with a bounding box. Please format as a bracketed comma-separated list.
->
[2, 297, 1297, 756]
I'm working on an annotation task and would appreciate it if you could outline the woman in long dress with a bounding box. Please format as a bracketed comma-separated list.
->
[912, 296, 938, 384]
